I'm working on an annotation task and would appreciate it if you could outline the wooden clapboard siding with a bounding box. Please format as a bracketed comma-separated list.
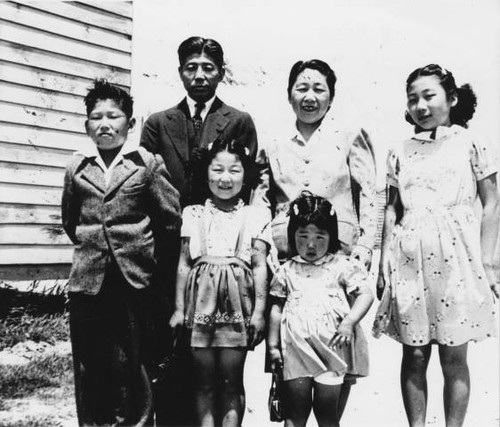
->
[0, 1, 133, 281]
[0, 122, 87, 151]
[0, 60, 93, 97]
[15, 1, 133, 35]
[0, 2, 132, 53]
[0, 42, 130, 85]
[0, 204, 62, 225]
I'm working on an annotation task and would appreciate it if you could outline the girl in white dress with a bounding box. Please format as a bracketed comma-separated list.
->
[374, 64, 499, 427]
[267, 191, 373, 427]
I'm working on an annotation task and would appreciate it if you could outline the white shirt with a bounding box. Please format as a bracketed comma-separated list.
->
[77, 138, 138, 186]
[186, 95, 216, 122]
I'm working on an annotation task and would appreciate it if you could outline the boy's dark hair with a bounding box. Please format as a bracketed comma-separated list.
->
[287, 59, 337, 101]
[84, 79, 134, 119]
[405, 64, 477, 129]
[189, 138, 261, 205]
[178, 36, 224, 70]
[287, 191, 341, 255]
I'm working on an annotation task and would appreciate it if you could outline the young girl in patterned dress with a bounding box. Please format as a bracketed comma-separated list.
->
[267, 191, 373, 427]
[373, 64, 499, 427]
[169, 138, 270, 427]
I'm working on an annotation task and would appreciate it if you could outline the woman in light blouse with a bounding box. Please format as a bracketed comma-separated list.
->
[260, 59, 377, 418]
[260, 59, 377, 268]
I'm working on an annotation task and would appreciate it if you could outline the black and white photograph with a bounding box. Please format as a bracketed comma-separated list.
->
[0, 0, 499, 426]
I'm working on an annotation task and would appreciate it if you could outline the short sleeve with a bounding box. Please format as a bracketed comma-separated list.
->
[180, 205, 202, 238]
[269, 264, 288, 299]
[339, 258, 370, 295]
[386, 148, 400, 188]
[246, 205, 272, 246]
[470, 136, 498, 181]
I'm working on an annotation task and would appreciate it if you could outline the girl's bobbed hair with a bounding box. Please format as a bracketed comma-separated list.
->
[405, 64, 477, 129]
[189, 138, 262, 205]
[287, 191, 341, 255]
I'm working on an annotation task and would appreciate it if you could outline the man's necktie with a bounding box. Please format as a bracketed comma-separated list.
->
[193, 102, 205, 134]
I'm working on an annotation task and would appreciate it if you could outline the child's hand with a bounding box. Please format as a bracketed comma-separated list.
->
[247, 312, 266, 349]
[329, 320, 355, 348]
[169, 310, 185, 335]
[268, 347, 283, 373]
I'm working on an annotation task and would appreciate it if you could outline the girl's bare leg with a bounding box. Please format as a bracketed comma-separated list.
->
[401, 344, 432, 427]
[193, 348, 218, 427]
[439, 343, 469, 427]
[312, 381, 342, 427]
[283, 377, 313, 427]
[218, 348, 247, 427]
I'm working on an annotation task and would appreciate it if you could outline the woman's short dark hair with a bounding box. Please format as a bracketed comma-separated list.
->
[84, 79, 133, 119]
[178, 36, 224, 70]
[287, 59, 337, 101]
[405, 64, 477, 128]
[189, 138, 262, 205]
[287, 191, 341, 255]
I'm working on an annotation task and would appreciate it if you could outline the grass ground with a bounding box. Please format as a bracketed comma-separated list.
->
[0, 287, 75, 427]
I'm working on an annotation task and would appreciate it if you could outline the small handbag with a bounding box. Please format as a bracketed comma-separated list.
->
[268, 366, 284, 422]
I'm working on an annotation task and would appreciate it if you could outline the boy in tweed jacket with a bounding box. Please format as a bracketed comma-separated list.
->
[62, 79, 181, 426]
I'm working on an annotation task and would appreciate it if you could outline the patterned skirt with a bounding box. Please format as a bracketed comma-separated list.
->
[184, 256, 254, 347]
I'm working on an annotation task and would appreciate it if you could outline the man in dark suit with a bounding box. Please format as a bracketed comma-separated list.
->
[139, 36, 260, 426]
[140, 36, 258, 207]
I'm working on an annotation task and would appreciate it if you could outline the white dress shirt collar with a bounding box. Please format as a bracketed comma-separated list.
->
[186, 95, 216, 122]
[77, 138, 137, 186]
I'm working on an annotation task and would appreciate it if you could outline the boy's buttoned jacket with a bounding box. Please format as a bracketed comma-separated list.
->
[62, 147, 181, 295]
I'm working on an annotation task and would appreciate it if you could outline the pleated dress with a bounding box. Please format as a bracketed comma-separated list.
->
[182, 199, 271, 347]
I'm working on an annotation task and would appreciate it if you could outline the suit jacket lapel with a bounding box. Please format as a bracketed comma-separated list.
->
[201, 98, 230, 146]
[80, 161, 106, 193]
[106, 160, 138, 197]
[163, 99, 190, 163]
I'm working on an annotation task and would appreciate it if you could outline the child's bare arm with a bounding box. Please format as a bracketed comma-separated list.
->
[331, 285, 374, 348]
[477, 174, 500, 297]
[267, 297, 284, 371]
[377, 185, 401, 299]
[169, 238, 191, 330]
[248, 239, 269, 349]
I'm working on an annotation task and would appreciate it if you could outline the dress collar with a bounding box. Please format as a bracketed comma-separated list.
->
[292, 252, 335, 265]
[205, 197, 244, 213]
[412, 124, 462, 142]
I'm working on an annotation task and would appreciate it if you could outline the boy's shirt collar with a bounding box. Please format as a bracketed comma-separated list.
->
[186, 95, 216, 121]
[77, 138, 138, 185]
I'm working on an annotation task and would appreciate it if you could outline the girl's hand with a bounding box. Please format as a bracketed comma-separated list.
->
[329, 320, 355, 348]
[268, 346, 283, 373]
[247, 313, 266, 349]
[351, 245, 372, 269]
[169, 310, 185, 336]
[484, 263, 500, 298]
[376, 270, 386, 300]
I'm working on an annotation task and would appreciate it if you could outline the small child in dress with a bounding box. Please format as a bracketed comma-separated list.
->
[373, 64, 499, 427]
[169, 138, 271, 426]
[267, 191, 374, 427]
[62, 79, 181, 426]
